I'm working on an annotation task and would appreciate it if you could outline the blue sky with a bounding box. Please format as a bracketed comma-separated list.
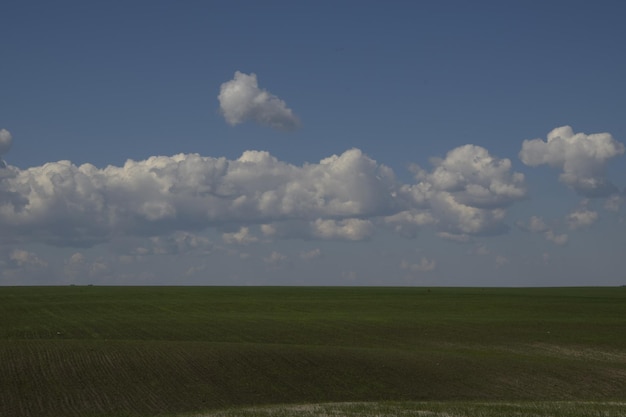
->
[1, 1, 625, 285]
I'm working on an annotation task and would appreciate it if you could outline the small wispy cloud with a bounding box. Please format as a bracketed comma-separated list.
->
[517, 216, 568, 246]
[264, 251, 288, 268]
[400, 257, 436, 272]
[604, 194, 623, 212]
[495, 255, 509, 268]
[545, 230, 568, 246]
[300, 248, 321, 260]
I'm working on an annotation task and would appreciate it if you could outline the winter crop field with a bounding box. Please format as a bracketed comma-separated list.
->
[1, 286, 625, 417]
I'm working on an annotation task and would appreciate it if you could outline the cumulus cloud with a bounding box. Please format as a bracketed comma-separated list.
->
[0, 138, 534, 248]
[311, 218, 373, 241]
[567, 208, 599, 229]
[428, 193, 509, 235]
[423, 145, 527, 208]
[0, 129, 12, 156]
[64, 252, 108, 280]
[395, 144, 526, 236]
[218, 71, 300, 131]
[0, 129, 13, 168]
[1, 249, 49, 283]
[524, 216, 549, 233]
[437, 232, 471, 243]
[259, 218, 374, 241]
[9, 249, 47, 268]
[519, 126, 625, 197]
[383, 210, 435, 238]
[222, 227, 259, 245]
[0, 149, 398, 246]
[142, 232, 213, 256]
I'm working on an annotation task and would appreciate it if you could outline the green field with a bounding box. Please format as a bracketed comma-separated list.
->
[1, 286, 625, 417]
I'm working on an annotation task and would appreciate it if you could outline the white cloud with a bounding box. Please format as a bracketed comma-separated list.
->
[222, 227, 258, 245]
[471, 245, 490, 256]
[0, 141, 532, 248]
[428, 192, 508, 235]
[264, 251, 288, 268]
[311, 218, 373, 241]
[425, 144, 527, 208]
[147, 232, 213, 255]
[64, 252, 109, 280]
[399, 144, 526, 236]
[518, 216, 568, 246]
[604, 194, 623, 212]
[341, 270, 357, 281]
[118, 255, 135, 264]
[567, 208, 599, 229]
[516, 215, 548, 233]
[528, 216, 549, 233]
[9, 249, 47, 268]
[383, 210, 436, 238]
[259, 218, 374, 241]
[67, 252, 86, 265]
[260, 224, 277, 237]
[495, 255, 509, 267]
[545, 230, 568, 246]
[185, 264, 207, 277]
[0, 129, 12, 156]
[218, 71, 300, 131]
[400, 257, 436, 272]
[300, 248, 321, 260]
[519, 126, 625, 197]
[122, 232, 213, 258]
[1, 249, 49, 283]
[0, 149, 398, 246]
[0, 129, 12, 169]
[437, 232, 471, 243]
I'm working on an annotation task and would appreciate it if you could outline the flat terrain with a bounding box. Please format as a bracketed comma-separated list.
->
[1, 286, 625, 417]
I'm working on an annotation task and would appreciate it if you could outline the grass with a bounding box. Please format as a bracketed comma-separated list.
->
[188, 401, 626, 417]
[1, 286, 625, 417]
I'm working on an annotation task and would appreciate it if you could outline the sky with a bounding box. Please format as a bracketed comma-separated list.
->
[1, 0, 625, 286]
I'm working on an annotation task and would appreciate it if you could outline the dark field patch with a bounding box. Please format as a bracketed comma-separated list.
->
[1, 286, 625, 417]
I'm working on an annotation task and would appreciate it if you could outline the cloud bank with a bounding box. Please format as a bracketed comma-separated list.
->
[218, 71, 300, 131]
[0, 149, 397, 246]
[1, 126, 621, 250]
[0, 143, 529, 247]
